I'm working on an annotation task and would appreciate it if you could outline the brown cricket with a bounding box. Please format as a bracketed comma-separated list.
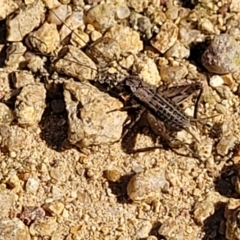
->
[118, 74, 204, 158]
[50, 8, 206, 158]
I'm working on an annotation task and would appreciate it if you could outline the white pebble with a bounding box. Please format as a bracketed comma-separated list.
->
[209, 75, 224, 87]
[26, 177, 40, 193]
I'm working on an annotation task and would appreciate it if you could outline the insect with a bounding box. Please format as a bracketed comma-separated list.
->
[37, 6, 207, 158]
[114, 74, 205, 159]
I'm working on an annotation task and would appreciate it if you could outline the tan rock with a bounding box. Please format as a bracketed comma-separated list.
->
[43, 201, 65, 216]
[54, 45, 97, 81]
[0, 103, 15, 125]
[85, 3, 117, 31]
[151, 20, 178, 54]
[0, 218, 31, 240]
[63, 81, 126, 148]
[15, 83, 46, 126]
[127, 168, 168, 202]
[6, 0, 44, 41]
[5, 42, 26, 67]
[29, 217, 58, 236]
[0, 0, 18, 20]
[27, 22, 60, 54]
[105, 24, 143, 55]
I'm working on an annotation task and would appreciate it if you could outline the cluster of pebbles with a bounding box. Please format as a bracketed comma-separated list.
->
[1, 0, 240, 239]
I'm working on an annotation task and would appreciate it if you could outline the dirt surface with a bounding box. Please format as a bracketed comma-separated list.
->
[1, 0, 240, 240]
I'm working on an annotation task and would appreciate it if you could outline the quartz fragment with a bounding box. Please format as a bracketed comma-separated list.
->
[0, 188, 16, 219]
[0, 68, 12, 102]
[216, 134, 238, 156]
[24, 52, 46, 74]
[104, 169, 121, 182]
[225, 199, 240, 220]
[230, 0, 240, 12]
[198, 18, 215, 34]
[47, 4, 68, 25]
[116, 5, 130, 19]
[194, 200, 215, 225]
[193, 192, 227, 225]
[70, 28, 89, 48]
[209, 75, 224, 87]
[136, 220, 152, 239]
[165, 5, 179, 20]
[25, 177, 40, 193]
[202, 34, 240, 74]
[179, 28, 204, 45]
[42, 0, 61, 9]
[126, 0, 150, 12]
[0, 125, 31, 152]
[15, 83, 46, 126]
[133, 54, 160, 85]
[43, 201, 65, 216]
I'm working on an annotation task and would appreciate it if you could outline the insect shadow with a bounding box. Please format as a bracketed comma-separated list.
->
[202, 201, 227, 240]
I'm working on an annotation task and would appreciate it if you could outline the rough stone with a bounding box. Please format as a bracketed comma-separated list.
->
[0, 218, 31, 240]
[15, 83, 46, 126]
[63, 81, 126, 148]
[6, 0, 44, 41]
[151, 20, 178, 54]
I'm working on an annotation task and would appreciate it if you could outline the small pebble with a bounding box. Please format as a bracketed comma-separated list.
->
[25, 177, 40, 193]
[104, 169, 121, 182]
[116, 5, 130, 19]
[127, 168, 168, 202]
[136, 220, 152, 239]
[209, 75, 224, 87]
[151, 20, 178, 54]
[43, 201, 65, 216]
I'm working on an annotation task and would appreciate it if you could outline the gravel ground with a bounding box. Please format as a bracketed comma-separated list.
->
[1, 0, 240, 239]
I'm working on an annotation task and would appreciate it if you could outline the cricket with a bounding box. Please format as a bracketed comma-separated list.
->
[46, 6, 210, 160]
